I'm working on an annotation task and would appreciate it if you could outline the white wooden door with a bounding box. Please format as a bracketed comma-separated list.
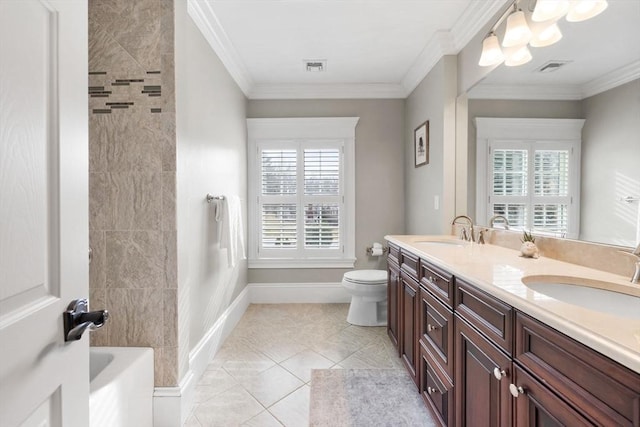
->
[0, 0, 89, 426]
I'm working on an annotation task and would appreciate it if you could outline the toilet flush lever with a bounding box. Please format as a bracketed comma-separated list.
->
[63, 299, 109, 342]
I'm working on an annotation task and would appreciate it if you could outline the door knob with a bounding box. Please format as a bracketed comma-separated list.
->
[63, 298, 109, 342]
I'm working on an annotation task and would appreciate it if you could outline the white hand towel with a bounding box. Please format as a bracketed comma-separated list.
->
[220, 195, 246, 268]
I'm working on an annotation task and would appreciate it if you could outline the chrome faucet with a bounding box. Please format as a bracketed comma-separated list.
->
[489, 215, 510, 230]
[452, 215, 474, 242]
[632, 243, 640, 284]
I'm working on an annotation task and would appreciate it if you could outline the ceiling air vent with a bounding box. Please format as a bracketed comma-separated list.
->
[304, 59, 327, 72]
[536, 60, 572, 73]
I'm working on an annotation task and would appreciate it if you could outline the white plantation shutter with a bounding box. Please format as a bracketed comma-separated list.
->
[488, 142, 577, 237]
[256, 141, 345, 259]
[532, 149, 571, 236]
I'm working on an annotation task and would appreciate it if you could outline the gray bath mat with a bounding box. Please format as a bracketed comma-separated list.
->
[309, 369, 437, 427]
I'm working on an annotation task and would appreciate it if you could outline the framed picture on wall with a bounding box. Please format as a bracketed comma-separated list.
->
[414, 120, 429, 167]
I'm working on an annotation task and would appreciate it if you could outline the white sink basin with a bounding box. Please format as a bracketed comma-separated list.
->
[521, 275, 640, 319]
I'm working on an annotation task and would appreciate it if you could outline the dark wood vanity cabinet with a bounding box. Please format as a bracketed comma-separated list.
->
[387, 245, 640, 427]
[400, 270, 419, 385]
[387, 253, 400, 352]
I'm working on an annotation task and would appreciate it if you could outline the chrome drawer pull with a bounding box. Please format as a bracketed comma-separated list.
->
[509, 384, 526, 398]
[427, 324, 438, 332]
[493, 367, 507, 380]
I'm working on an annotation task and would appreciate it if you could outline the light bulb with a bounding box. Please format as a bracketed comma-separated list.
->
[479, 33, 505, 67]
[532, 0, 570, 22]
[566, 0, 608, 22]
[502, 10, 533, 47]
[530, 22, 563, 47]
[505, 45, 533, 67]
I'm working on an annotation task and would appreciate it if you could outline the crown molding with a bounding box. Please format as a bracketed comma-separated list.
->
[401, 31, 454, 96]
[467, 84, 584, 100]
[249, 83, 406, 100]
[450, 0, 510, 51]
[581, 60, 640, 99]
[189, 0, 507, 100]
[187, 0, 253, 95]
[401, 0, 509, 96]
[467, 60, 640, 101]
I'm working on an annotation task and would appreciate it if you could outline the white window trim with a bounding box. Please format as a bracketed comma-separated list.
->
[475, 118, 584, 239]
[247, 117, 359, 269]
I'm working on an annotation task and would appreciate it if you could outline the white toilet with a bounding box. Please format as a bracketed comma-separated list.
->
[342, 269, 388, 326]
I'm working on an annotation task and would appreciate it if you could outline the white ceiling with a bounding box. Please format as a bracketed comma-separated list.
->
[188, 0, 640, 100]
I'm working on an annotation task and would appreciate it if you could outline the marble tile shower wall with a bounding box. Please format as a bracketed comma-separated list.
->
[88, 0, 178, 387]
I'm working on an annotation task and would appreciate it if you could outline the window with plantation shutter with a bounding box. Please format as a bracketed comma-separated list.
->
[475, 118, 584, 241]
[247, 118, 358, 268]
[488, 141, 578, 238]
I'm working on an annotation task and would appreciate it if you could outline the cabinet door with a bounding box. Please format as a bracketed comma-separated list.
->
[400, 271, 419, 386]
[511, 365, 594, 427]
[387, 260, 400, 352]
[455, 316, 512, 427]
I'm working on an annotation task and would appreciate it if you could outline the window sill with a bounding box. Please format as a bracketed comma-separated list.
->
[249, 257, 357, 269]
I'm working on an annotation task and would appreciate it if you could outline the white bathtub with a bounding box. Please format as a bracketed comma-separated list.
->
[90, 347, 154, 427]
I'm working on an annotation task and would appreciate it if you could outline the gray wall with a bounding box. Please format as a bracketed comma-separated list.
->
[466, 99, 583, 219]
[175, 0, 248, 361]
[404, 56, 458, 235]
[247, 99, 405, 283]
[581, 79, 640, 246]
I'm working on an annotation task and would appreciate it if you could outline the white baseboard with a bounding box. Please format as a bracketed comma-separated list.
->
[153, 282, 351, 425]
[249, 282, 350, 303]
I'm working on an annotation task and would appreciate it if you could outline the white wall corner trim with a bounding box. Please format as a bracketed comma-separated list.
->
[187, 0, 253, 95]
[581, 60, 640, 99]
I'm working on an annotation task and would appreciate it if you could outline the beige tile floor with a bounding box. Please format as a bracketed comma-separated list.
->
[184, 303, 403, 427]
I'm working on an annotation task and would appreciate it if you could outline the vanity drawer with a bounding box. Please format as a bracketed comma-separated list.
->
[400, 250, 419, 280]
[419, 288, 454, 378]
[515, 312, 640, 427]
[420, 260, 454, 308]
[419, 343, 454, 427]
[388, 243, 400, 266]
[455, 278, 513, 355]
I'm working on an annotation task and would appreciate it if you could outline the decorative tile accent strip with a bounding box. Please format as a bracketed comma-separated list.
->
[89, 76, 161, 114]
[142, 85, 161, 93]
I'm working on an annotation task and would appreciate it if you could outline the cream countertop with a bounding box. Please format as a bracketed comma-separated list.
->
[385, 235, 640, 374]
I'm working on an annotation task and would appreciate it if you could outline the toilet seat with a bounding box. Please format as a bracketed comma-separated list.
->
[343, 269, 387, 285]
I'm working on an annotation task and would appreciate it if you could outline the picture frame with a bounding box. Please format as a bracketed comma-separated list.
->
[414, 120, 429, 167]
